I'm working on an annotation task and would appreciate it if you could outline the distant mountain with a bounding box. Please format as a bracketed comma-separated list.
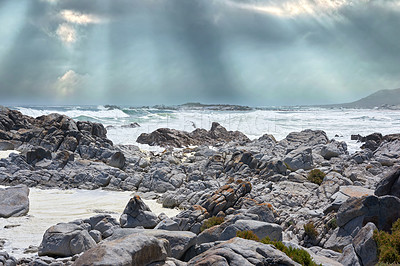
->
[327, 88, 400, 109]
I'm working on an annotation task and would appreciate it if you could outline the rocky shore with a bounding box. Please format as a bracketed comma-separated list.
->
[1, 106, 400, 265]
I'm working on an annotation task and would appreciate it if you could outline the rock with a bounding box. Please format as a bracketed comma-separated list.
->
[108, 151, 126, 169]
[199, 182, 252, 216]
[338, 244, 361, 266]
[187, 237, 299, 266]
[0, 140, 14, 151]
[121, 122, 140, 128]
[74, 233, 170, 266]
[375, 167, 400, 198]
[120, 195, 159, 229]
[172, 205, 210, 234]
[283, 147, 313, 171]
[219, 220, 282, 242]
[0, 185, 29, 218]
[0, 251, 17, 266]
[38, 223, 97, 257]
[337, 195, 400, 232]
[280, 129, 329, 150]
[155, 218, 181, 231]
[137, 122, 250, 148]
[26, 147, 52, 165]
[353, 222, 378, 266]
[106, 228, 196, 260]
[320, 140, 348, 160]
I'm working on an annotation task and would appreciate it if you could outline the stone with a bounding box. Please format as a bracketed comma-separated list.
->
[106, 228, 196, 260]
[187, 237, 299, 266]
[338, 244, 361, 266]
[108, 151, 126, 169]
[155, 218, 181, 231]
[0, 185, 29, 218]
[375, 167, 400, 198]
[353, 222, 378, 266]
[137, 122, 250, 148]
[38, 223, 97, 257]
[283, 147, 313, 171]
[0, 140, 14, 151]
[26, 147, 52, 165]
[74, 233, 170, 266]
[120, 195, 159, 229]
[219, 220, 282, 242]
[320, 140, 348, 160]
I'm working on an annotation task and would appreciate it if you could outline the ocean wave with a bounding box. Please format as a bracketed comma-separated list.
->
[16, 107, 130, 119]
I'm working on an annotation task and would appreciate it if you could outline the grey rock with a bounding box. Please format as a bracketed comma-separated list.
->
[106, 228, 196, 260]
[283, 147, 313, 171]
[338, 244, 361, 266]
[375, 167, 400, 198]
[187, 237, 299, 266]
[353, 222, 378, 266]
[108, 151, 126, 169]
[38, 223, 96, 257]
[74, 233, 170, 266]
[120, 195, 159, 229]
[320, 140, 348, 160]
[219, 220, 282, 242]
[88, 230, 102, 243]
[0, 140, 14, 151]
[0, 184, 29, 218]
[155, 218, 181, 231]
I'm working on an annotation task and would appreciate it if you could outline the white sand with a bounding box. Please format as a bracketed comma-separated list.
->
[0, 187, 180, 258]
[0, 150, 19, 159]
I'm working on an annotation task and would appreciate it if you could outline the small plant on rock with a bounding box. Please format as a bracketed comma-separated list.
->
[307, 169, 326, 185]
[304, 222, 318, 240]
[200, 216, 224, 232]
[325, 218, 337, 230]
[236, 230, 260, 241]
[374, 218, 400, 264]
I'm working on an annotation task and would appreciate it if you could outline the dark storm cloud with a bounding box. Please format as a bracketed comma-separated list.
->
[0, 0, 399, 105]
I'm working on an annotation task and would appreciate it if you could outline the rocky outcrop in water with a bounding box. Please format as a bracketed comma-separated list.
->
[137, 122, 250, 148]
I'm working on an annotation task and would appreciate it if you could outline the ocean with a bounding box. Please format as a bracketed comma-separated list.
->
[14, 105, 400, 153]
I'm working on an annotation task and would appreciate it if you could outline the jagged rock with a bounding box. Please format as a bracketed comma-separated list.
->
[0, 184, 29, 218]
[0, 251, 17, 266]
[374, 140, 400, 166]
[375, 167, 400, 197]
[137, 122, 250, 148]
[353, 222, 378, 266]
[120, 195, 159, 229]
[26, 147, 52, 165]
[280, 129, 329, 150]
[187, 237, 299, 266]
[38, 223, 97, 257]
[283, 147, 313, 171]
[320, 140, 348, 160]
[74, 233, 170, 266]
[172, 205, 210, 234]
[106, 228, 197, 260]
[199, 182, 252, 216]
[155, 218, 181, 231]
[338, 244, 361, 266]
[0, 140, 14, 151]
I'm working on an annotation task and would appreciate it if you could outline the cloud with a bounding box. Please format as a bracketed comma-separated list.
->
[55, 70, 87, 97]
[56, 23, 76, 44]
[60, 9, 104, 25]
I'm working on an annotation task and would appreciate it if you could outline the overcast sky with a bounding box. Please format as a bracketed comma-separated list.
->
[0, 0, 399, 106]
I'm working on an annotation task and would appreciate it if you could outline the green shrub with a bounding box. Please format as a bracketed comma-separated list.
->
[374, 218, 400, 264]
[261, 237, 320, 266]
[325, 218, 337, 230]
[304, 222, 318, 240]
[307, 169, 326, 185]
[236, 230, 260, 241]
[200, 216, 224, 232]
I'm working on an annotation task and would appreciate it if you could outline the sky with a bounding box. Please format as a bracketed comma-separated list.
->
[0, 0, 399, 106]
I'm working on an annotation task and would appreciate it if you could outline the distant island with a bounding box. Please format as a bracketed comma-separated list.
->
[325, 88, 400, 109]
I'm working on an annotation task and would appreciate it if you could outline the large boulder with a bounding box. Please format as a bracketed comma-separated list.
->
[74, 233, 170, 266]
[187, 237, 299, 266]
[320, 140, 348, 160]
[38, 223, 97, 257]
[0, 185, 29, 218]
[353, 222, 378, 266]
[120, 195, 159, 229]
[219, 220, 282, 242]
[107, 228, 197, 260]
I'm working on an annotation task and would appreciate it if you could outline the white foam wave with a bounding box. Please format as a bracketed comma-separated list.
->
[16, 107, 130, 119]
